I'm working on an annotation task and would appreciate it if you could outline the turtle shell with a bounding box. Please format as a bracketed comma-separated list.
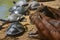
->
[16, 0, 28, 6]
[8, 14, 22, 21]
[9, 6, 27, 15]
[13, 6, 26, 15]
[6, 22, 25, 36]
[29, 1, 40, 10]
[9, 6, 17, 12]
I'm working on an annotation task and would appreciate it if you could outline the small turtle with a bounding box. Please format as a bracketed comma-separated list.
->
[8, 13, 23, 21]
[16, 0, 28, 6]
[6, 22, 25, 36]
[9, 1, 28, 13]
[12, 6, 27, 15]
[29, 1, 40, 10]
[9, 6, 28, 15]
[9, 6, 17, 13]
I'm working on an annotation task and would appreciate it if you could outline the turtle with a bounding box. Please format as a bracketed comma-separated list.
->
[15, 0, 28, 7]
[9, 6, 17, 13]
[9, 0, 28, 14]
[6, 22, 25, 36]
[9, 5, 29, 15]
[29, 1, 40, 10]
[8, 13, 23, 21]
[12, 6, 27, 15]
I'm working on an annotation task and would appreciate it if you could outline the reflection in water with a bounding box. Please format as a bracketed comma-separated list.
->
[0, 0, 18, 20]
[0, 4, 9, 20]
[0, 0, 28, 20]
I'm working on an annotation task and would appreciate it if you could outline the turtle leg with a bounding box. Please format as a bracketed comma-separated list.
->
[28, 31, 38, 35]
[28, 31, 40, 39]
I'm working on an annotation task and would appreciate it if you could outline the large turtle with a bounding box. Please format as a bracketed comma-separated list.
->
[6, 22, 25, 36]
[12, 6, 27, 15]
[9, 0, 28, 14]
[9, 6, 27, 14]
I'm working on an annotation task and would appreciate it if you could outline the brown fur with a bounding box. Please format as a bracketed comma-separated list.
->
[38, 5, 60, 19]
[29, 5, 60, 40]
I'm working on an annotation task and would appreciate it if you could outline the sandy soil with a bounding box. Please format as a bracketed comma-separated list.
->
[0, 0, 60, 40]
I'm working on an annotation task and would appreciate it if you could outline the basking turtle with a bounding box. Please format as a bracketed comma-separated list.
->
[8, 13, 23, 21]
[9, 0, 28, 14]
[6, 22, 25, 36]
[0, 13, 26, 30]
[29, 1, 40, 10]
[9, 6, 29, 15]
[12, 6, 27, 15]
[16, 0, 28, 6]
[9, 6, 17, 13]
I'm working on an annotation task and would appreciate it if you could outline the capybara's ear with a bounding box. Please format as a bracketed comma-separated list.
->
[13, 1, 16, 4]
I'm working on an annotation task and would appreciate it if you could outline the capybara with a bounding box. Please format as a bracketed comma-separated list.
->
[29, 4, 60, 40]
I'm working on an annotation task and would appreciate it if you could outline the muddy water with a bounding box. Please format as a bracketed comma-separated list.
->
[0, 0, 17, 20]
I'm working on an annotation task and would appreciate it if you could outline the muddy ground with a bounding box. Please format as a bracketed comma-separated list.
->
[0, 0, 60, 40]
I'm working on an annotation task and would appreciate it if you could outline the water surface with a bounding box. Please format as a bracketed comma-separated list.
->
[0, 0, 17, 20]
